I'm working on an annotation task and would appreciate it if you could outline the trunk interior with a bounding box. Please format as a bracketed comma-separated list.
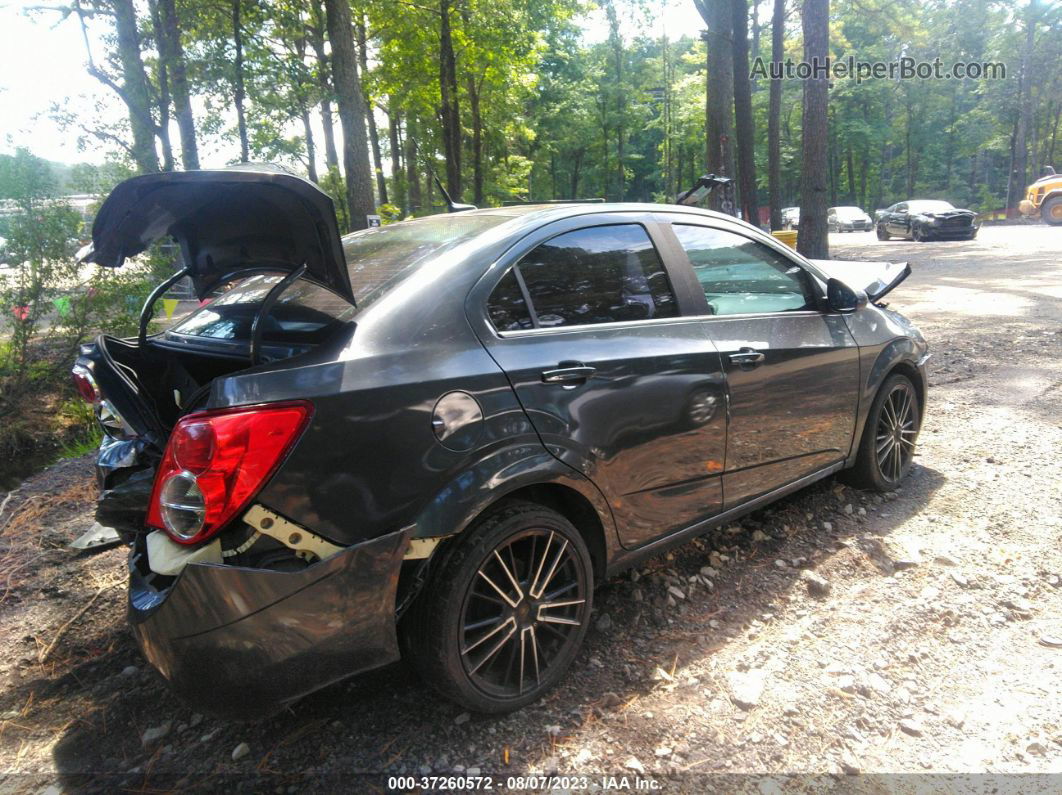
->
[98, 335, 254, 431]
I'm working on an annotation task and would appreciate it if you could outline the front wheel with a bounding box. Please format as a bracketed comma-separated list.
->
[876, 225, 890, 240]
[912, 225, 926, 242]
[403, 501, 593, 713]
[844, 373, 921, 492]
[1041, 196, 1062, 226]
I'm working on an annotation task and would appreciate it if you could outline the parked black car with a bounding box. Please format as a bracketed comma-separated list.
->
[876, 200, 978, 241]
[73, 167, 927, 718]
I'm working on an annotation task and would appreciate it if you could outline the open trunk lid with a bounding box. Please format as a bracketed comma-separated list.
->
[809, 258, 911, 302]
[78, 165, 354, 301]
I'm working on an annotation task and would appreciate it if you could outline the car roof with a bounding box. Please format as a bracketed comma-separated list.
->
[425, 202, 746, 228]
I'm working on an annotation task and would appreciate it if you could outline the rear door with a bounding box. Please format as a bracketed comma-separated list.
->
[469, 214, 727, 548]
[662, 218, 860, 508]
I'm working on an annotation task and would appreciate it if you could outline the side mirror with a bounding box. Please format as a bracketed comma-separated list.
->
[826, 277, 868, 313]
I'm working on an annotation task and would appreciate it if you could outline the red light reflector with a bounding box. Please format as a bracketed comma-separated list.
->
[172, 421, 216, 475]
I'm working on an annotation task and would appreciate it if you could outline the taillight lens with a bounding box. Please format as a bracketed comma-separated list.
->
[146, 401, 312, 545]
[71, 365, 100, 404]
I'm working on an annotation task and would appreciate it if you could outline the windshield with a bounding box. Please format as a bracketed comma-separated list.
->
[907, 200, 956, 213]
[832, 207, 866, 219]
[342, 214, 510, 308]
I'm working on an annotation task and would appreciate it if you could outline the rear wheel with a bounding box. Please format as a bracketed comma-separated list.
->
[403, 501, 593, 713]
[1042, 196, 1062, 226]
[845, 373, 921, 492]
[876, 225, 890, 240]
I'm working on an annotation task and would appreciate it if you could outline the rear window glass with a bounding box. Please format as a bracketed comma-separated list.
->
[169, 274, 354, 343]
[342, 214, 509, 307]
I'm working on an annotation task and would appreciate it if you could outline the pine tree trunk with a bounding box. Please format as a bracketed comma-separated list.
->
[696, 2, 735, 213]
[605, 0, 624, 200]
[355, 17, 388, 205]
[1007, 0, 1037, 216]
[110, 0, 159, 172]
[439, 0, 462, 199]
[302, 108, 318, 183]
[324, 0, 376, 230]
[310, 0, 339, 172]
[469, 79, 484, 205]
[146, 0, 174, 171]
[158, 0, 199, 169]
[388, 102, 406, 213]
[731, 0, 758, 225]
[797, 0, 829, 259]
[232, 0, 249, 163]
[767, 0, 784, 229]
[570, 149, 583, 199]
[406, 120, 422, 213]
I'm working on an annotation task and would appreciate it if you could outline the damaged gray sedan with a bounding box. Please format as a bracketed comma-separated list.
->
[73, 166, 927, 718]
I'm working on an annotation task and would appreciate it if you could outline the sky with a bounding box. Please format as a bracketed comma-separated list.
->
[0, 0, 708, 169]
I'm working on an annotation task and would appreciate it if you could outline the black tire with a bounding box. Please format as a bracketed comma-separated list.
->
[912, 225, 926, 242]
[1041, 195, 1062, 226]
[844, 373, 921, 492]
[403, 501, 593, 713]
[876, 225, 890, 240]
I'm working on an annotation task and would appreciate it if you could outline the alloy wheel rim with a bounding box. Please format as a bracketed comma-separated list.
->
[688, 391, 715, 424]
[460, 528, 587, 699]
[875, 384, 917, 483]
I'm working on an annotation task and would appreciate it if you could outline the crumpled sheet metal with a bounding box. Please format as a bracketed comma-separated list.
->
[69, 522, 123, 552]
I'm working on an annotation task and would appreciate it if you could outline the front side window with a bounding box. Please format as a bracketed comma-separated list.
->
[672, 224, 814, 316]
[512, 224, 678, 328]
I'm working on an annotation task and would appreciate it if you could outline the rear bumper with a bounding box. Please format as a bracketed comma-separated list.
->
[128, 526, 411, 719]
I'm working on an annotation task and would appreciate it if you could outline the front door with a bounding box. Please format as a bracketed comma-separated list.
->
[473, 218, 727, 548]
[665, 220, 860, 507]
[886, 203, 910, 236]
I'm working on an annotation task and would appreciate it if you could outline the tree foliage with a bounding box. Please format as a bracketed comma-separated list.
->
[24, 0, 1062, 219]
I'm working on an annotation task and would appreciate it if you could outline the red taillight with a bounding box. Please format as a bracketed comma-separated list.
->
[146, 401, 312, 545]
[71, 365, 100, 404]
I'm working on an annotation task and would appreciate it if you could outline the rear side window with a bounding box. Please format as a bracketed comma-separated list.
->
[508, 224, 678, 329]
[672, 224, 813, 316]
[486, 269, 534, 331]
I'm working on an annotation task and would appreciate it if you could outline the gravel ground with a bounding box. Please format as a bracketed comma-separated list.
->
[0, 224, 1059, 792]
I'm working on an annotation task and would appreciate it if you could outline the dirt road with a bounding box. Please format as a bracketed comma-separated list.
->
[0, 224, 1059, 791]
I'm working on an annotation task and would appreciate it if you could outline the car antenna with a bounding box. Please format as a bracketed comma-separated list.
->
[410, 136, 477, 213]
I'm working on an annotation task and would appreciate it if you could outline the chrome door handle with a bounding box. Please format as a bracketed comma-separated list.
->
[729, 348, 765, 367]
[541, 365, 596, 384]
